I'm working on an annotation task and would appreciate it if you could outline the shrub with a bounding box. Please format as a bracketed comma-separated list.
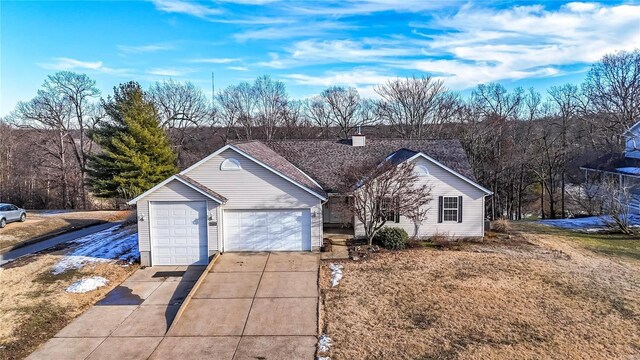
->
[492, 219, 511, 233]
[375, 227, 409, 250]
[430, 232, 450, 247]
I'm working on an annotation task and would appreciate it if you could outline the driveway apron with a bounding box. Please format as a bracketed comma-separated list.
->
[27, 252, 320, 360]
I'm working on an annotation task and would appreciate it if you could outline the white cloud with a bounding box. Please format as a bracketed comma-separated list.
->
[285, 69, 394, 87]
[233, 21, 354, 41]
[117, 43, 174, 54]
[398, 2, 640, 88]
[189, 57, 241, 64]
[38, 57, 103, 70]
[227, 66, 249, 71]
[37, 57, 130, 75]
[256, 38, 420, 69]
[290, 39, 418, 62]
[152, 0, 221, 18]
[216, 0, 280, 4]
[147, 67, 194, 77]
[288, 0, 460, 16]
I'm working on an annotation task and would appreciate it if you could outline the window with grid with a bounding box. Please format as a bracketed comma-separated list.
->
[443, 196, 458, 222]
[380, 197, 399, 222]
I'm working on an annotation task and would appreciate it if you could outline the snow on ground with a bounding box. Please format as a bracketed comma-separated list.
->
[539, 215, 640, 232]
[616, 167, 640, 175]
[32, 210, 74, 216]
[51, 225, 139, 275]
[329, 263, 343, 287]
[317, 334, 332, 360]
[66, 276, 109, 293]
[318, 334, 332, 353]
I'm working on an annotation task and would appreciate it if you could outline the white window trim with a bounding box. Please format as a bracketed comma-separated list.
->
[442, 196, 459, 222]
[220, 158, 242, 171]
[415, 165, 430, 176]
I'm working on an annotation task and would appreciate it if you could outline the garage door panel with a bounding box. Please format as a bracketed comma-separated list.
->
[151, 201, 208, 265]
[225, 209, 311, 252]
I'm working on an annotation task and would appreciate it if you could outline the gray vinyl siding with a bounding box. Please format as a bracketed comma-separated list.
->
[183, 148, 323, 248]
[135, 179, 219, 256]
[355, 156, 486, 238]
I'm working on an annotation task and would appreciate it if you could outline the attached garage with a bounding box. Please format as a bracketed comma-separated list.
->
[224, 209, 311, 252]
[150, 201, 208, 265]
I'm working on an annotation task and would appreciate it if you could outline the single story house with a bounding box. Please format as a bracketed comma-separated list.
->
[129, 134, 493, 266]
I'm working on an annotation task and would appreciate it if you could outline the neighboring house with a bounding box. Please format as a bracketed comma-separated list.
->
[129, 133, 492, 266]
[580, 120, 640, 213]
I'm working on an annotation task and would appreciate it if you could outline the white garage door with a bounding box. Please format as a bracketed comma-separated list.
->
[225, 209, 311, 252]
[151, 201, 208, 265]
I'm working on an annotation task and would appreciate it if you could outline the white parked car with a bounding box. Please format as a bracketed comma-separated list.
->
[0, 203, 27, 228]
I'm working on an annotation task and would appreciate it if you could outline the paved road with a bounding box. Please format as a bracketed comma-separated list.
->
[0, 222, 121, 266]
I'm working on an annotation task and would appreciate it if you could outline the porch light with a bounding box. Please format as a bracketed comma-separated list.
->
[138, 214, 145, 222]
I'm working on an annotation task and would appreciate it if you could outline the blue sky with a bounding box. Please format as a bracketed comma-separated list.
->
[1, 0, 639, 116]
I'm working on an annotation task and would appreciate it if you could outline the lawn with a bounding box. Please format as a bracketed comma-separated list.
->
[0, 210, 130, 251]
[319, 227, 640, 359]
[514, 221, 640, 261]
[0, 225, 139, 360]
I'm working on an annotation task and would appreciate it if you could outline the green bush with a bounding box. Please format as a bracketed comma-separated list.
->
[375, 227, 409, 250]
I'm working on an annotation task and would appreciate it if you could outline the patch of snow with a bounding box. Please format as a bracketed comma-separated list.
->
[318, 334, 332, 353]
[539, 214, 640, 232]
[51, 226, 139, 275]
[66, 276, 108, 293]
[617, 167, 640, 175]
[35, 210, 74, 216]
[329, 263, 343, 287]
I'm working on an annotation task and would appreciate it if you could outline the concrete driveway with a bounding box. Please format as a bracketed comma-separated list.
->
[166, 252, 319, 359]
[27, 252, 319, 360]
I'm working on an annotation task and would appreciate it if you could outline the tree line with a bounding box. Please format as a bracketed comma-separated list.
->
[0, 49, 638, 220]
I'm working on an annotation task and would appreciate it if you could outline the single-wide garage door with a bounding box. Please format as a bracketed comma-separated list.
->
[151, 201, 208, 265]
[225, 209, 311, 251]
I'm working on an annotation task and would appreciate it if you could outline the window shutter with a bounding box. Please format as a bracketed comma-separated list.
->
[458, 196, 463, 223]
[438, 196, 443, 223]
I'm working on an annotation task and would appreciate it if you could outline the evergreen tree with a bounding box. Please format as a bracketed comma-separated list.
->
[87, 81, 178, 200]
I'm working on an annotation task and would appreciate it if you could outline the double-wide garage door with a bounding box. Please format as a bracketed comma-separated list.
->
[151, 201, 208, 265]
[225, 209, 311, 252]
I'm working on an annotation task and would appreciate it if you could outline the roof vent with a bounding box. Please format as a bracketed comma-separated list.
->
[351, 127, 365, 147]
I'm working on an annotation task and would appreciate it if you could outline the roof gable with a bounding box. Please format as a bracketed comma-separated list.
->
[180, 143, 327, 201]
[127, 175, 228, 205]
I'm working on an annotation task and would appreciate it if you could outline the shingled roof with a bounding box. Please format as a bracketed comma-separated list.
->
[263, 138, 477, 193]
[176, 174, 228, 202]
[232, 141, 326, 197]
[581, 152, 640, 176]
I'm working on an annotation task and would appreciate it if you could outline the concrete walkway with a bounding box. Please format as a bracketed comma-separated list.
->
[0, 222, 120, 266]
[27, 252, 319, 360]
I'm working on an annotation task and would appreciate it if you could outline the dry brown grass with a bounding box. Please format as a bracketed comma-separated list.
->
[0, 248, 138, 359]
[320, 231, 640, 359]
[0, 210, 129, 250]
[491, 219, 511, 233]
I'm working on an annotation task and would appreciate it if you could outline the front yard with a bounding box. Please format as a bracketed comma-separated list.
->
[0, 210, 129, 251]
[320, 225, 640, 359]
[0, 225, 139, 360]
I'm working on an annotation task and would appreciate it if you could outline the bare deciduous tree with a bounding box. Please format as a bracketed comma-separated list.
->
[45, 72, 100, 208]
[375, 76, 458, 139]
[149, 79, 213, 165]
[582, 49, 640, 148]
[253, 75, 287, 141]
[345, 161, 432, 245]
[319, 86, 377, 139]
[15, 86, 74, 208]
